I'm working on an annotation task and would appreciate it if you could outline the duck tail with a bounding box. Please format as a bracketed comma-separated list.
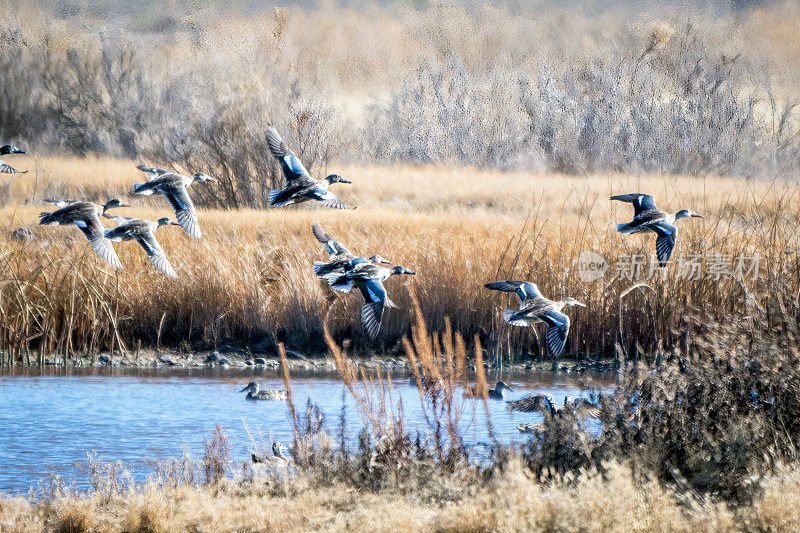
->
[503, 309, 530, 327]
[132, 182, 154, 195]
[616, 222, 635, 234]
[313, 261, 332, 277]
[268, 189, 284, 206]
[38, 212, 57, 226]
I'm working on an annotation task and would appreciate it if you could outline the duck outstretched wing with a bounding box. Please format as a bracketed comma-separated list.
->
[266, 127, 315, 187]
[485, 280, 542, 302]
[611, 193, 658, 216]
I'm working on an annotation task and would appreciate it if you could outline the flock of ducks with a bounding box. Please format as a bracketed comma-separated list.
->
[6, 135, 703, 423]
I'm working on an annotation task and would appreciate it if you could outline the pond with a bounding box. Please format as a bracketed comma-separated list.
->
[0, 367, 614, 494]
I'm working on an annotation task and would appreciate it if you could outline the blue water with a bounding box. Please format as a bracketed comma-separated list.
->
[0, 368, 611, 494]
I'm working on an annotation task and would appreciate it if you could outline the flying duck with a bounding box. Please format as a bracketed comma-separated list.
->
[132, 169, 215, 239]
[611, 193, 703, 267]
[239, 381, 287, 401]
[464, 381, 515, 400]
[103, 217, 181, 278]
[486, 281, 584, 359]
[39, 199, 128, 270]
[311, 223, 390, 280]
[0, 144, 26, 173]
[507, 394, 600, 420]
[325, 263, 416, 339]
[265, 127, 353, 209]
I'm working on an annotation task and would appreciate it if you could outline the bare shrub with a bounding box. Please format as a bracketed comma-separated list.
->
[202, 425, 231, 485]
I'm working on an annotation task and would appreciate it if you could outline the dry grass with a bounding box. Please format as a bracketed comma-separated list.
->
[0, 159, 797, 360]
[9, 460, 800, 532]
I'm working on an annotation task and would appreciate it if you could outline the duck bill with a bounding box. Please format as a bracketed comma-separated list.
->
[406, 270, 417, 275]
[380, 258, 391, 264]
[13, 148, 25, 154]
[575, 301, 586, 307]
[339, 178, 351, 184]
[692, 213, 704, 218]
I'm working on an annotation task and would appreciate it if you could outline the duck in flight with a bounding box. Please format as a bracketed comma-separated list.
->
[132, 169, 215, 239]
[265, 127, 353, 210]
[311, 223, 390, 280]
[507, 394, 600, 420]
[103, 216, 181, 278]
[486, 281, 584, 359]
[325, 262, 416, 339]
[0, 144, 26, 173]
[611, 193, 702, 267]
[39, 199, 128, 270]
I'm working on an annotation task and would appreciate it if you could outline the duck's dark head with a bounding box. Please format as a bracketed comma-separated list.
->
[390, 265, 416, 276]
[675, 209, 703, 221]
[102, 199, 129, 212]
[272, 441, 287, 458]
[0, 145, 25, 155]
[325, 174, 351, 185]
[562, 297, 585, 308]
[239, 381, 258, 393]
[496, 381, 514, 393]
[156, 217, 180, 227]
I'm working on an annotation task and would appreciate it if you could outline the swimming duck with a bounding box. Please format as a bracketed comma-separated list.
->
[326, 263, 416, 339]
[611, 193, 703, 267]
[103, 217, 181, 278]
[239, 381, 287, 401]
[252, 442, 290, 466]
[132, 169, 215, 239]
[517, 422, 540, 434]
[464, 381, 515, 400]
[0, 144, 26, 173]
[265, 128, 353, 209]
[311, 223, 390, 280]
[507, 394, 600, 420]
[39, 199, 128, 270]
[486, 281, 584, 359]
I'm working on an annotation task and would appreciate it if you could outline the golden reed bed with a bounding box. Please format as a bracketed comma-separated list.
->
[0, 156, 795, 360]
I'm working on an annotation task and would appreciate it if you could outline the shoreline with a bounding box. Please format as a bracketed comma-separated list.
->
[1, 349, 618, 375]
